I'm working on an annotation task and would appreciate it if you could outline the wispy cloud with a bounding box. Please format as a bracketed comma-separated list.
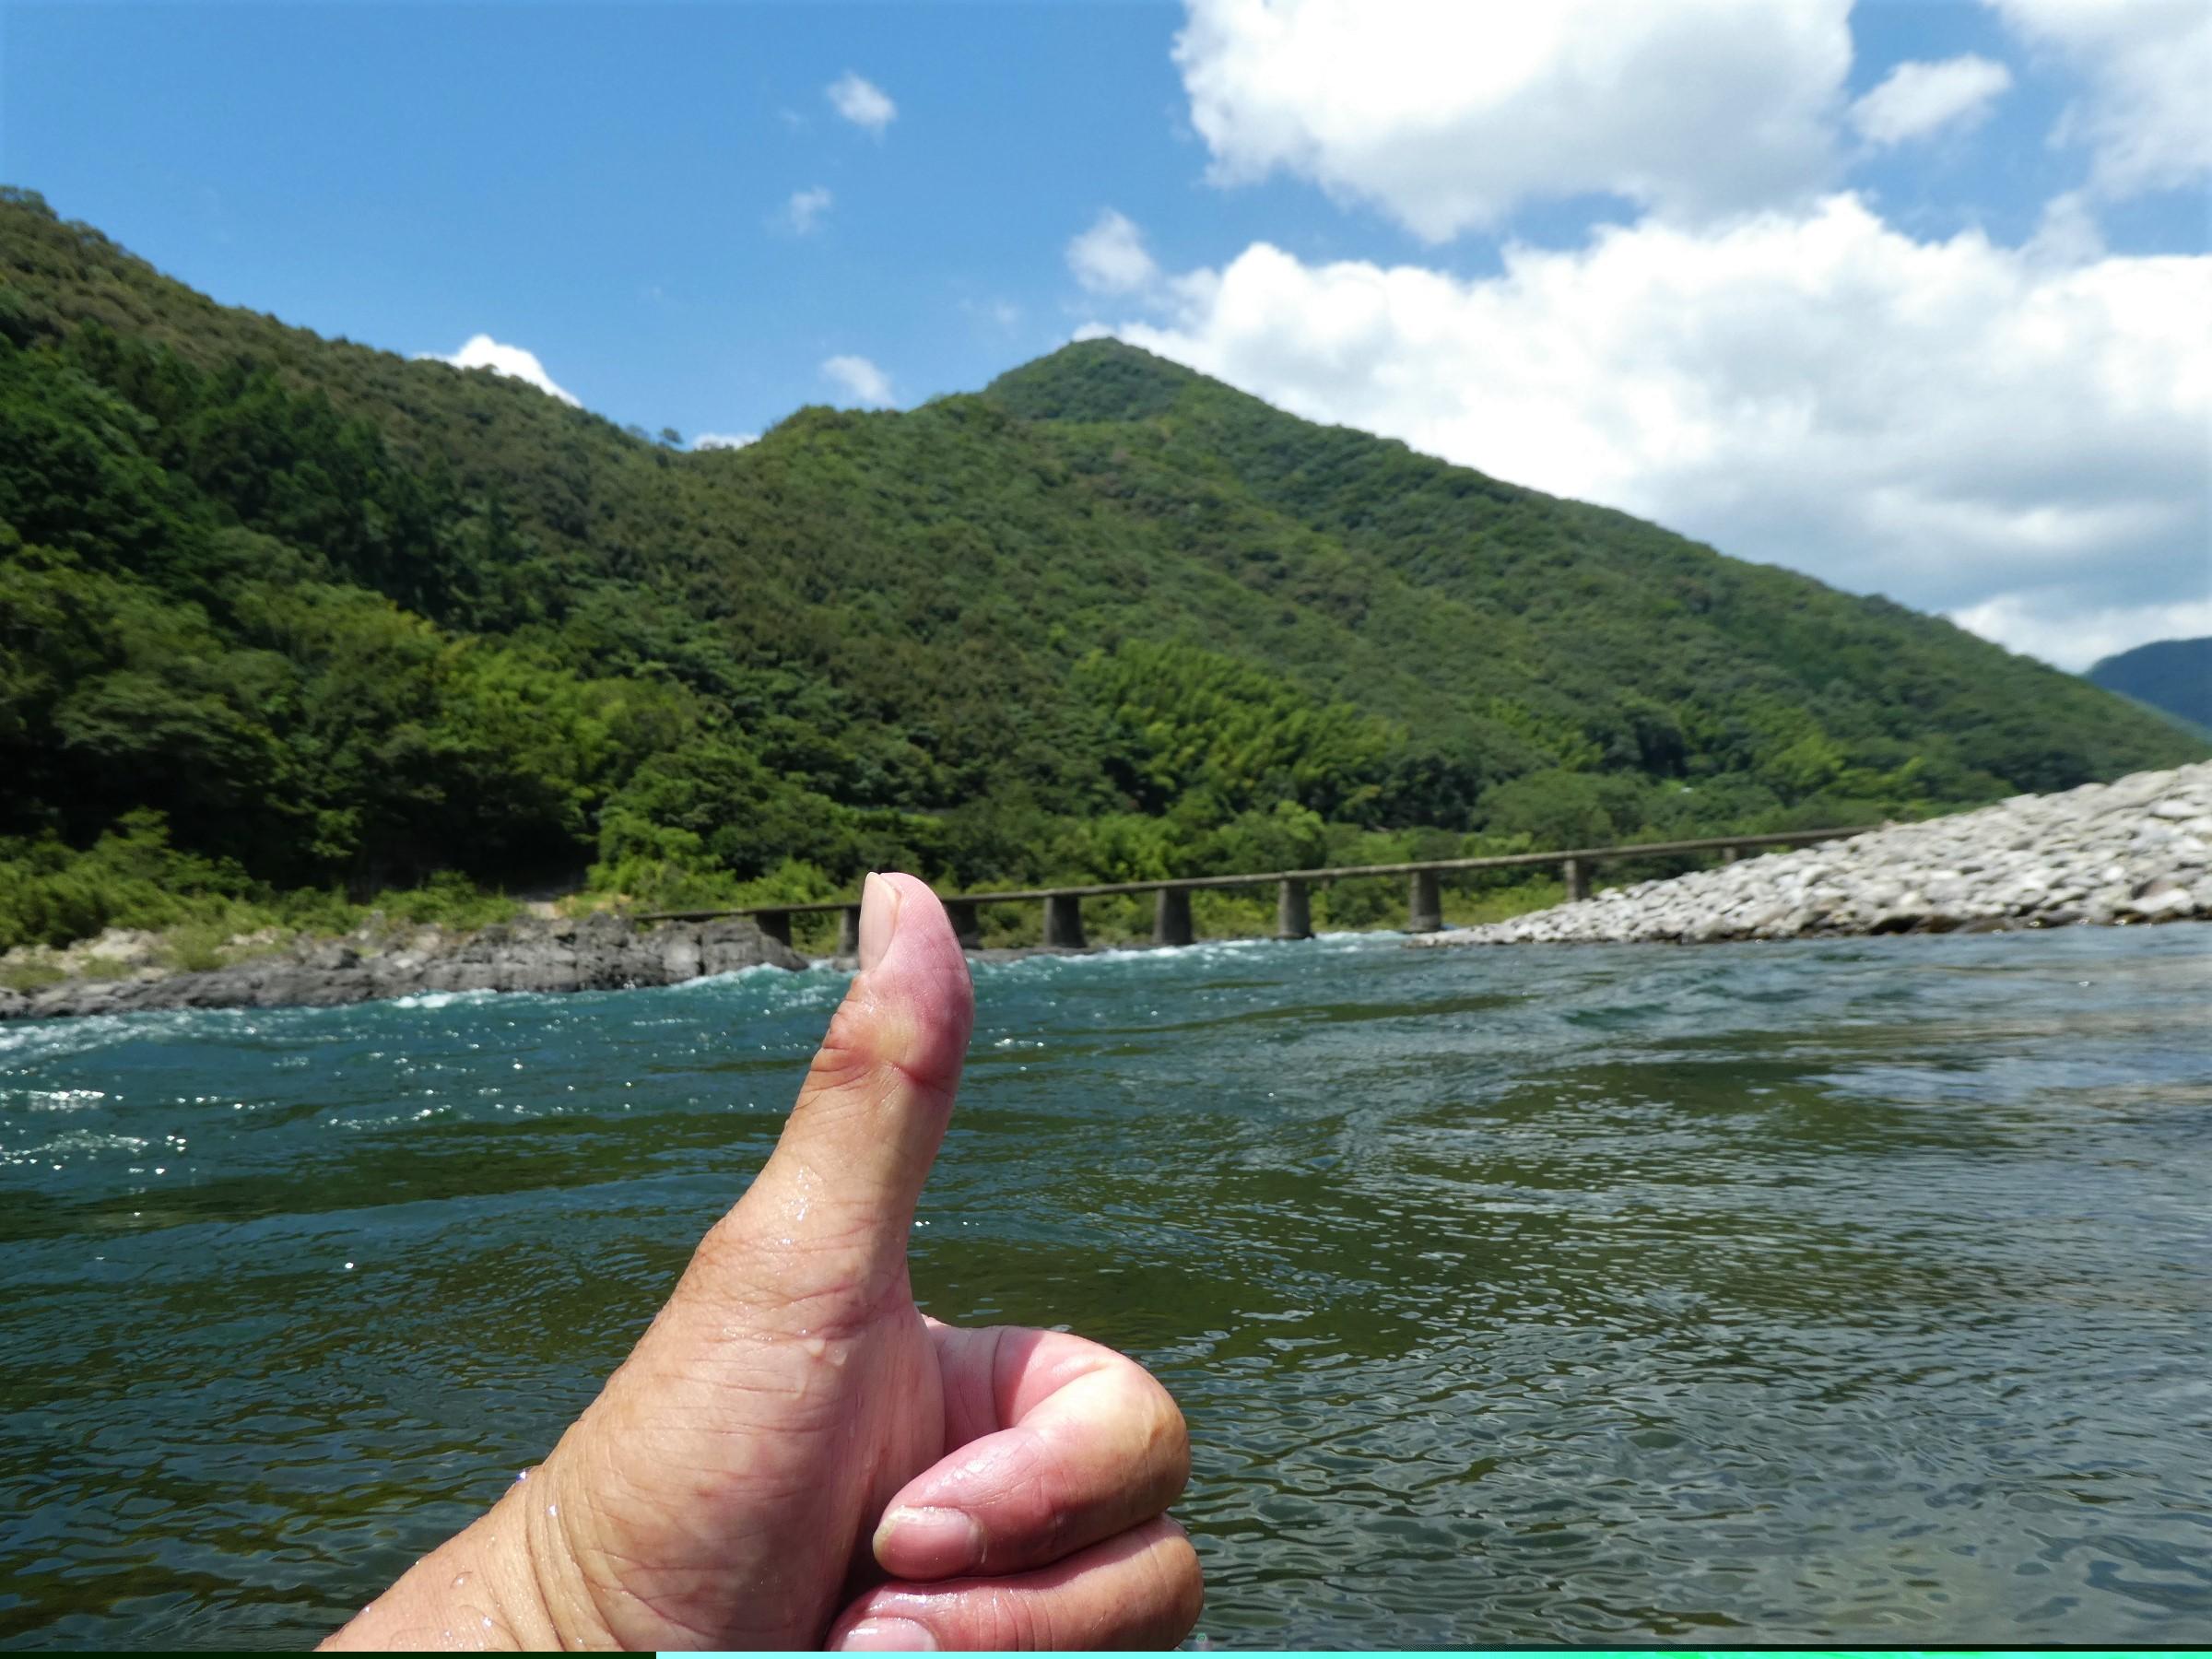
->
[963, 297, 1023, 330]
[827, 71, 896, 135]
[1990, 0, 2212, 198]
[777, 185, 833, 235]
[1849, 55, 2012, 147]
[692, 431, 759, 452]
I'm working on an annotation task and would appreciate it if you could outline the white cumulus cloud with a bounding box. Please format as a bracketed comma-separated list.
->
[1084, 195, 2210, 669]
[779, 185, 833, 235]
[1850, 54, 2013, 147]
[827, 71, 897, 135]
[1172, 0, 1853, 240]
[419, 335, 579, 406]
[1989, 0, 2212, 198]
[691, 431, 759, 452]
[1067, 209, 1161, 295]
[821, 354, 894, 407]
[1949, 594, 2212, 676]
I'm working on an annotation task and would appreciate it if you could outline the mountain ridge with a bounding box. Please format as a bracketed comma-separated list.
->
[1, 184, 2200, 947]
[2087, 638, 2211, 737]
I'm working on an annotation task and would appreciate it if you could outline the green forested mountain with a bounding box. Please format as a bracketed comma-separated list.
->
[2087, 638, 2211, 736]
[1, 186, 2201, 947]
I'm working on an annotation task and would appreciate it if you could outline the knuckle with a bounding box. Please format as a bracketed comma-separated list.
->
[813, 987, 965, 1102]
[982, 1584, 1053, 1652]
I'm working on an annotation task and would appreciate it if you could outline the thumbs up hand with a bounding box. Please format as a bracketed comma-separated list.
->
[324, 874, 1202, 1651]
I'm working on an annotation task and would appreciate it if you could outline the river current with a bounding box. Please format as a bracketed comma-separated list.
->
[2, 925, 2207, 1647]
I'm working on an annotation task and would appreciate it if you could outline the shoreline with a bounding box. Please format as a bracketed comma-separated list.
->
[0, 912, 805, 1024]
[1414, 762, 2211, 948]
[0, 924, 1176, 1025]
[9, 763, 2208, 1021]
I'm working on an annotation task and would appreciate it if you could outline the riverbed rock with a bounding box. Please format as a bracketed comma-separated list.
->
[0, 912, 806, 1022]
[1414, 760, 2212, 949]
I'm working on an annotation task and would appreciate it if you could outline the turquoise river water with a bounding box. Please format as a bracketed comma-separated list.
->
[1, 925, 2208, 1648]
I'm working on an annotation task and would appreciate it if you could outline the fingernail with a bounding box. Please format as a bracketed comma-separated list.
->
[857, 872, 902, 973]
[876, 1503, 984, 1573]
[832, 1617, 937, 1652]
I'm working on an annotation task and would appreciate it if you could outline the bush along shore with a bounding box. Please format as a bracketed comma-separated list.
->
[1415, 762, 2212, 947]
[0, 912, 802, 1022]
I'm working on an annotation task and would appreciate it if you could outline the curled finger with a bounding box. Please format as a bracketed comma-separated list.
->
[876, 1326, 1191, 1581]
[829, 1514, 1203, 1652]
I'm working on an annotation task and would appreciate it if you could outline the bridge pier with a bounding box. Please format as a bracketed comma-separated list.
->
[637, 829, 1877, 955]
[1406, 868, 1443, 933]
[1042, 893, 1087, 950]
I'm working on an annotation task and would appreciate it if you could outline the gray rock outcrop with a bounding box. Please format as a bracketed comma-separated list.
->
[1415, 761, 2212, 948]
[0, 912, 804, 1022]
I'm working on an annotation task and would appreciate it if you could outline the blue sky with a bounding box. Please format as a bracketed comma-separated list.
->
[6, 5, 1263, 429]
[4, 1, 2206, 667]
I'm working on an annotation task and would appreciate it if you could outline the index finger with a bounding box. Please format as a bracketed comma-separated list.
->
[871, 1324, 1192, 1582]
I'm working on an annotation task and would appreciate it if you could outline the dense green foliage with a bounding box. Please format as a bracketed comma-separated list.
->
[0, 811, 519, 984]
[2087, 637, 2211, 737]
[1, 185, 2200, 949]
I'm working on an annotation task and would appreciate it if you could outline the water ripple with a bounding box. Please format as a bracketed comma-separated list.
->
[0, 927, 2207, 1646]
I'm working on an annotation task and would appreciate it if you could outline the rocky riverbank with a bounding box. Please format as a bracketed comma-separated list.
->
[1415, 762, 2212, 948]
[0, 912, 805, 1022]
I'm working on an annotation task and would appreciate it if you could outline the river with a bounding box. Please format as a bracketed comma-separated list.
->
[2, 926, 2207, 1647]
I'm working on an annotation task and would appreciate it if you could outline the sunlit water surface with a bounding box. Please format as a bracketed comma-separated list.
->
[2, 926, 2207, 1648]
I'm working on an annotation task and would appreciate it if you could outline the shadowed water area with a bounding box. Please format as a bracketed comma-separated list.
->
[2, 926, 2207, 1648]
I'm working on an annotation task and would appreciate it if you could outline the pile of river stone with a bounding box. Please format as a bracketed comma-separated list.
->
[1418, 761, 2212, 948]
[0, 912, 804, 1022]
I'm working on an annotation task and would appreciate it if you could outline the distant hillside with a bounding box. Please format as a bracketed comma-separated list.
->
[0, 184, 2202, 946]
[2087, 638, 2211, 735]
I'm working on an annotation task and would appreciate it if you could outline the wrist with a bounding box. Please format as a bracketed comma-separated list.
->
[320, 1467, 612, 1652]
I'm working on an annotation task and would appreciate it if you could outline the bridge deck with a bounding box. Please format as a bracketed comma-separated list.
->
[636, 826, 1877, 924]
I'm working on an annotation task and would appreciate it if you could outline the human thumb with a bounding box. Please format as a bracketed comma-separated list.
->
[708, 872, 975, 1294]
[481, 878, 974, 1650]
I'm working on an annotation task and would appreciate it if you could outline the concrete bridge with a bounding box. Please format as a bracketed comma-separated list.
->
[640, 826, 1876, 953]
